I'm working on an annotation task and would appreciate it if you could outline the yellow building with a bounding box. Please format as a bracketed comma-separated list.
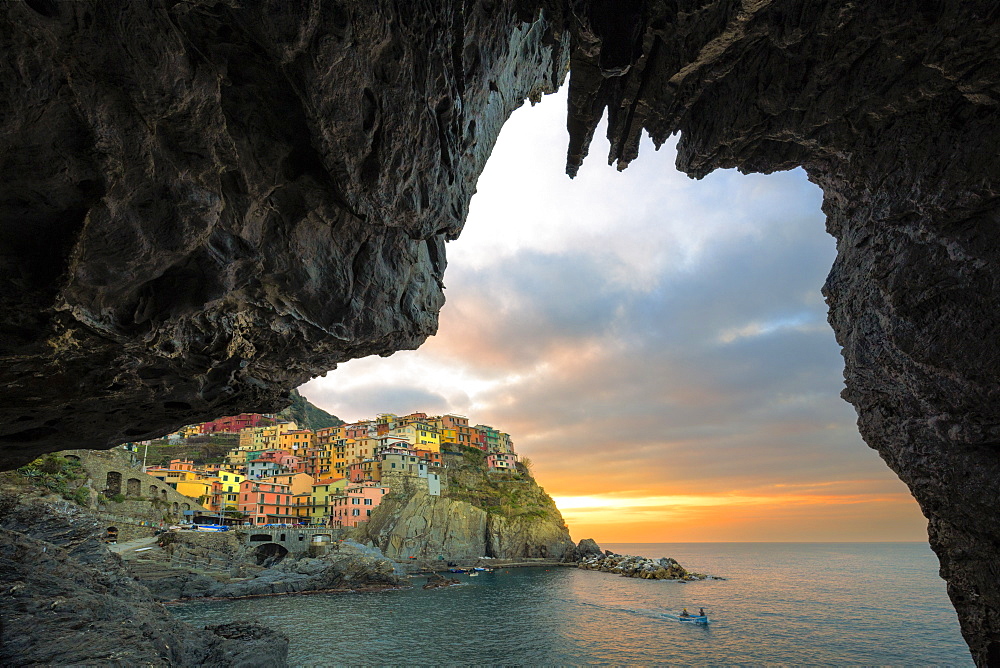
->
[250, 421, 299, 450]
[438, 428, 459, 448]
[238, 428, 255, 448]
[216, 470, 245, 508]
[263, 472, 315, 496]
[315, 425, 345, 445]
[292, 493, 312, 523]
[278, 429, 316, 455]
[389, 424, 440, 452]
[176, 479, 214, 503]
[310, 477, 348, 524]
[146, 467, 198, 488]
[341, 437, 380, 471]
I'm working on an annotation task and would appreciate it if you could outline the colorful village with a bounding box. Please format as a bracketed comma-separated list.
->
[133, 412, 519, 528]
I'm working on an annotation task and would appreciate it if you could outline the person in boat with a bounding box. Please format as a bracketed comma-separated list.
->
[699, 608, 706, 617]
[681, 608, 690, 617]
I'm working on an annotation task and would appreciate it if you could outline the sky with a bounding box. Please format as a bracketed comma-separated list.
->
[301, 89, 929, 543]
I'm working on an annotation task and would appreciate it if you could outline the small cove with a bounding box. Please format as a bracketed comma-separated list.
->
[171, 542, 971, 665]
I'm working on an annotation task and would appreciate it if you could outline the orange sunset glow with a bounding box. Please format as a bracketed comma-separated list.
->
[303, 89, 929, 544]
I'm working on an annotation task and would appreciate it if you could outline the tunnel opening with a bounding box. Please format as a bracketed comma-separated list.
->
[254, 543, 288, 567]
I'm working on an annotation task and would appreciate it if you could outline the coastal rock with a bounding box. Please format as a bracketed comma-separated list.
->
[138, 535, 403, 601]
[562, 537, 603, 563]
[578, 551, 711, 582]
[0, 498, 288, 666]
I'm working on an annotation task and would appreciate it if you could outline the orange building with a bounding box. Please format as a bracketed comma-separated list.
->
[238, 479, 294, 525]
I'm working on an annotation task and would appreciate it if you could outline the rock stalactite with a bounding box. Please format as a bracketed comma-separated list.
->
[2, 1, 999, 662]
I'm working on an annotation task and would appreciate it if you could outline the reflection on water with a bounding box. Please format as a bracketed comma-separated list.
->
[171, 543, 971, 666]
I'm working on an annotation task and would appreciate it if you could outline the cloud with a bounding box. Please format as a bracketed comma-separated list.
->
[300, 88, 926, 542]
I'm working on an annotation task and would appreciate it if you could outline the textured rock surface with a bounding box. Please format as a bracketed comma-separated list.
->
[2, 0, 1000, 662]
[138, 536, 402, 601]
[0, 498, 288, 666]
[0, 0, 567, 468]
[578, 551, 712, 581]
[354, 455, 575, 561]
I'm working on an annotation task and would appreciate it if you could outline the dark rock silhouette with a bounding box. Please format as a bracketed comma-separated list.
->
[1, 1, 998, 662]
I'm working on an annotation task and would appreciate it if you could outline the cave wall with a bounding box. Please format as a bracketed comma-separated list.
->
[3, 0, 1000, 662]
[0, 0, 567, 466]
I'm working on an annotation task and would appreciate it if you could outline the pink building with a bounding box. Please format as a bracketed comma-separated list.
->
[344, 421, 374, 440]
[330, 482, 389, 527]
[486, 453, 518, 472]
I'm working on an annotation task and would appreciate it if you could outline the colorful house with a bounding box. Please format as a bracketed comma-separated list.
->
[247, 458, 284, 479]
[262, 472, 315, 496]
[201, 413, 270, 434]
[176, 479, 215, 505]
[238, 479, 294, 525]
[330, 482, 390, 528]
[486, 452, 518, 473]
[213, 470, 245, 511]
[348, 459, 381, 483]
[278, 429, 317, 455]
[310, 477, 348, 525]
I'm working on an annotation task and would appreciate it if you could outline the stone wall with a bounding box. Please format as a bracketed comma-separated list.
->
[65, 448, 206, 523]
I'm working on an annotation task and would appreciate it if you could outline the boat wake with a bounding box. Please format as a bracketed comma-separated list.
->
[567, 599, 712, 625]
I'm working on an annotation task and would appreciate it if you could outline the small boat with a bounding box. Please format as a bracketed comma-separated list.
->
[666, 612, 709, 624]
[676, 614, 709, 624]
[468, 571, 479, 577]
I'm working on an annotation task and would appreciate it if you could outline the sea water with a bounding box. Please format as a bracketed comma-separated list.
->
[170, 542, 972, 665]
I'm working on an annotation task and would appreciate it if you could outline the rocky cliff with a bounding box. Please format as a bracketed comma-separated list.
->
[3, 1, 1000, 662]
[354, 450, 575, 561]
[0, 497, 288, 666]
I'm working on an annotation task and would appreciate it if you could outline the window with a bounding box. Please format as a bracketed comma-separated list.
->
[352, 509, 360, 516]
[367, 509, 372, 516]
[352, 498, 359, 505]
[364, 498, 372, 505]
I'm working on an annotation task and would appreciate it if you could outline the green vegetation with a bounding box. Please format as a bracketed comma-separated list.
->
[133, 436, 237, 467]
[279, 389, 343, 430]
[8, 455, 90, 506]
[444, 446, 557, 521]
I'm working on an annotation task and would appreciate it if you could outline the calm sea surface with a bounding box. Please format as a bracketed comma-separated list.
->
[170, 542, 972, 665]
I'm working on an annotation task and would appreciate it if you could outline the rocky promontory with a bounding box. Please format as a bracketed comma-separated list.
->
[353, 448, 575, 563]
[578, 551, 717, 582]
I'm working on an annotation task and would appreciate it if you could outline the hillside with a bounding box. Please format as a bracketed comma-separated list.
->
[278, 389, 343, 430]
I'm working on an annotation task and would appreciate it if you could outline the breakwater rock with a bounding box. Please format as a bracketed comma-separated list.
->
[578, 552, 715, 581]
[0, 497, 288, 666]
[134, 533, 403, 601]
